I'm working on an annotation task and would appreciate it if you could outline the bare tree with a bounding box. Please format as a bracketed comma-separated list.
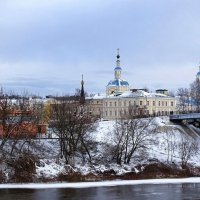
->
[75, 88, 88, 100]
[178, 134, 199, 169]
[190, 79, 200, 111]
[177, 88, 191, 113]
[0, 94, 14, 151]
[110, 105, 157, 165]
[50, 96, 96, 165]
[168, 90, 175, 97]
[0, 91, 45, 157]
[120, 104, 147, 120]
[162, 127, 177, 163]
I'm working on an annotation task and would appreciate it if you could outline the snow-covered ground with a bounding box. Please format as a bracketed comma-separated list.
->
[34, 116, 200, 178]
[1, 116, 200, 180]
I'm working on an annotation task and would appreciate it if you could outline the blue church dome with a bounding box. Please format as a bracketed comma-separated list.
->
[107, 79, 129, 86]
[114, 66, 122, 71]
[197, 71, 200, 76]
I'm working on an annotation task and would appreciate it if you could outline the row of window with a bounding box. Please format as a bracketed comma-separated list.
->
[91, 108, 102, 112]
[104, 100, 174, 107]
[91, 100, 103, 104]
[105, 110, 132, 117]
[105, 110, 172, 117]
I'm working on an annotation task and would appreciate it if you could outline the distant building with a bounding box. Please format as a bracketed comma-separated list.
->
[87, 50, 176, 120]
[0, 109, 47, 138]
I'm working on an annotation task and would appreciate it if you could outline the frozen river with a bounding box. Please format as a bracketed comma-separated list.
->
[1, 182, 200, 200]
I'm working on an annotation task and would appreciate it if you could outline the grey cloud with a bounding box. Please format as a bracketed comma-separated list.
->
[0, 0, 200, 95]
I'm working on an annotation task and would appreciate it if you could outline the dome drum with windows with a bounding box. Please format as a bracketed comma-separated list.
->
[106, 49, 130, 95]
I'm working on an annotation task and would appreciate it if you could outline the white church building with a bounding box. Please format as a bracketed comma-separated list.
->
[87, 51, 176, 120]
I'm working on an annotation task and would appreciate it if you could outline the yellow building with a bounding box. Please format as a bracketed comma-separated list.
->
[87, 51, 176, 120]
[102, 90, 176, 120]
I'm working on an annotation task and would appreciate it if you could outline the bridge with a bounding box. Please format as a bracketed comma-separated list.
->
[170, 113, 200, 126]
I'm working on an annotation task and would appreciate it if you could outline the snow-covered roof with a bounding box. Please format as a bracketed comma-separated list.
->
[87, 90, 173, 100]
[86, 93, 106, 100]
[106, 90, 172, 99]
[119, 90, 150, 98]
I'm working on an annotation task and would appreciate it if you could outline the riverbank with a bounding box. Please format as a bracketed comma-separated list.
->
[52, 162, 200, 183]
[1, 117, 200, 184]
[7, 161, 198, 183]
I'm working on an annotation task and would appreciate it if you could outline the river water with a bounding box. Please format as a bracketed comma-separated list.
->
[0, 183, 200, 200]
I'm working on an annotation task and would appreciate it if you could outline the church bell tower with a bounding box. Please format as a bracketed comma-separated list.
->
[80, 75, 85, 105]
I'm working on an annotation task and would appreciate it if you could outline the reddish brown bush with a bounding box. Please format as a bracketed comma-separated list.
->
[9, 153, 37, 183]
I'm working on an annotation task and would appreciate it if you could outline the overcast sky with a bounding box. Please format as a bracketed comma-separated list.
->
[0, 0, 200, 96]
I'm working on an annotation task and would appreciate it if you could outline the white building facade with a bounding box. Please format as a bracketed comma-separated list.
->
[88, 51, 176, 120]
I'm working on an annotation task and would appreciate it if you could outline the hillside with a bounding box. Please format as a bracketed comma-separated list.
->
[0, 116, 200, 183]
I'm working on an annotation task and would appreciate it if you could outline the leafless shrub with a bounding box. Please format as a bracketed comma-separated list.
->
[178, 135, 199, 169]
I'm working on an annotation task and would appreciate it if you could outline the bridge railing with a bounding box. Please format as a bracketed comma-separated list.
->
[170, 113, 200, 120]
